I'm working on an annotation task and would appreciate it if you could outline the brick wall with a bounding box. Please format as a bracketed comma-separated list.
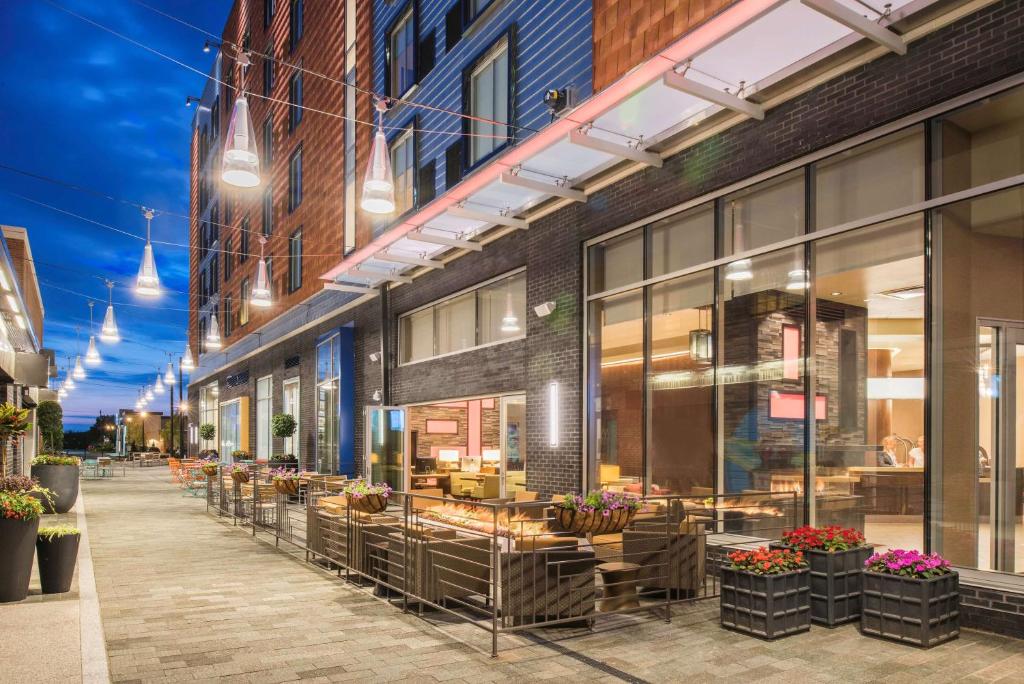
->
[960, 583, 1024, 639]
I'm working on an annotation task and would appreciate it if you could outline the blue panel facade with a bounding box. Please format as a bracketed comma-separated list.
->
[371, 0, 593, 229]
[337, 325, 356, 476]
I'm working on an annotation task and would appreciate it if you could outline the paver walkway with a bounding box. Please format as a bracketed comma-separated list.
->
[83, 468, 1024, 683]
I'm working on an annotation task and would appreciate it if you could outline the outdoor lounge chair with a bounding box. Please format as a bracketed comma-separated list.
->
[621, 516, 707, 598]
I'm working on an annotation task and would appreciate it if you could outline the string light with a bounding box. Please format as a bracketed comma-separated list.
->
[145, 385, 155, 401]
[136, 208, 160, 297]
[251, 236, 271, 308]
[154, 373, 165, 394]
[164, 360, 176, 385]
[73, 355, 86, 380]
[181, 343, 195, 371]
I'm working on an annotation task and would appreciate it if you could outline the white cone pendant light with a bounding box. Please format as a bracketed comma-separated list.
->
[73, 355, 86, 380]
[145, 385, 154, 401]
[222, 94, 261, 188]
[164, 362, 176, 385]
[500, 291, 520, 333]
[154, 375, 165, 395]
[100, 281, 120, 343]
[85, 336, 101, 365]
[182, 343, 195, 371]
[136, 209, 161, 297]
[65, 375, 76, 390]
[360, 100, 395, 215]
[206, 314, 222, 350]
[251, 237, 272, 308]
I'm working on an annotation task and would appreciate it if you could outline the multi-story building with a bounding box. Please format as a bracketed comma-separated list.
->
[190, 0, 1024, 631]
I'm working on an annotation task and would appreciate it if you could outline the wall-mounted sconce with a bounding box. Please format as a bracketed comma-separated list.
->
[535, 301, 557, 318]
[548, 381, 559, 448]
[369, 352, 381, 363]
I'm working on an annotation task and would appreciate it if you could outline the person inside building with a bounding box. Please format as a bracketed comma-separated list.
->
[908, 435, 925, 468]
[877, 436, 899, 467]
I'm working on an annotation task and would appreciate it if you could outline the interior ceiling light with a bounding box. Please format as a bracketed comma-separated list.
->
[181, 343, 195, 371]
[84, 301, 102, 366]
[164, 361, 176, 385]
[205, 313, 222, 350]
[100, 280, 120, 343]
[879, 286, 925, 300]
[500, 291, 520, 333]
[689, 305, 713, 364]
[251, 236, 272, 308]
[222, 85, 261, 188]
[360, 99, 395, 215]
[785, 268, 809, 291]
[136, 208, 161, 297]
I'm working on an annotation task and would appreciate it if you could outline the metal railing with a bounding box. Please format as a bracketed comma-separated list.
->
[199, 465, 796, 656]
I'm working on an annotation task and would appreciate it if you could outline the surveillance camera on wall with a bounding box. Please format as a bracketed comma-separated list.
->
[534, 301, 557, 318]
[369, 352, 381, 363]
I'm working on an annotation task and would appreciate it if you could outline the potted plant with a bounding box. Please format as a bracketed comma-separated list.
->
[0, 403, 31, 475]
[0, 478, 45, 603]
[199, 423, 216, 443]
[343, 481, 392, 514]
[272, 468, 300, 495]
[200, 456, 220, 477]
[36, 524, 81, 594]
[271, 413, 297, 447]
[230, 463, 250, 484]
[773, 525, 871, 626]
[721, 546, 810, 639]
[861, 549, 959, 648]
[31, 454, 81, 514]
[554, 491, 642, 536]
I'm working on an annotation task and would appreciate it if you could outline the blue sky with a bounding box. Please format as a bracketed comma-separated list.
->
[0, 1, 229, 428]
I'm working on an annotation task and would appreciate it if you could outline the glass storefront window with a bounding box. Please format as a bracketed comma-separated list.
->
[256, 376, 272, 460]
[648, 203, 715, 277]
[478, 271, 526, 344]
[814, 216, 925, 552]
[722, 170, 804, 256]
[589, 290, 644, 492]
[719, 247, 806, 509]
[936, 85, 1024, 194]
[647, 271, 714, 495]
[814, 127, 924, 229]
[220, 400, 241, 459]
[199, 382, 219, 453]
[589, 230, 643, 293]
[316, 334, 340, 474]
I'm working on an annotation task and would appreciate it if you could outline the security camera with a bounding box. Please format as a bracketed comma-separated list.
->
[534, 301, 556, 318]
[369, 352, 380, 363]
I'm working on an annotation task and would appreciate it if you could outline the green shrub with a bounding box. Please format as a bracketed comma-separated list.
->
[37, 400, 63, 452]
[199, 423, 216, 441]
[38, 524, 80, 541]
[33, 454, 79, 466]
[271, 413, 297, 439]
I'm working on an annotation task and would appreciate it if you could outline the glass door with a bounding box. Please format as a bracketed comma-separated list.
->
[282, 379, 300, 459]
[979, 321, 1024, 573]
[500, 394, 526, 496]
[365, 406, 407, 492]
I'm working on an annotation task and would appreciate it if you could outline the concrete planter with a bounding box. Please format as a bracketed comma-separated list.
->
[31, 464, 80, 514]
[720, 566, 811, 639]
[0, 517, 40, 603]
[772, 543, 872, 626]
[36, 533, 80, 594]
[861, 571, 959, 648]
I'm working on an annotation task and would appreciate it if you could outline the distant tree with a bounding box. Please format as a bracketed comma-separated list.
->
[37, 400, 63, 452]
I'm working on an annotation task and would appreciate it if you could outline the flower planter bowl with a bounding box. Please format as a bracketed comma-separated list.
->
[0, 517, 40, 603]
[201, 464, 219, 477]
[36, 534, 80, 594]
[772, 543, 872, 626]
[720, 566, 811, 640]
[346, 493, 389, 514]
[274, 479, 299, 496]
[861, 571, 959, 648]
[555, 507, 636, 536]
[30, 464, 80, 514]
[231, 470, 250, 484]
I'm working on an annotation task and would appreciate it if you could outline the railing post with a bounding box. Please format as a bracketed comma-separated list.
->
[491, 502, 500, 658]
[252, 474, 258, 536]
[665, 497, 673, 623]
[402, 494, 410, 614]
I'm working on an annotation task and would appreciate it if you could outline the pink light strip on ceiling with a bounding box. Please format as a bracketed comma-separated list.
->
[320, 0, 782, 283]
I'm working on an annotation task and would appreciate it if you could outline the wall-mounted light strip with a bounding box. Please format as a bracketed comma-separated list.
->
[548, 381, 559, 448]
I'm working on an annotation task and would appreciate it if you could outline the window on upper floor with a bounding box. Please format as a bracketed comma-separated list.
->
[263, 184, 273, 236]
[199, 318, 207, 353]
[210, 254, 220, 295]
[289, 71, 303, 132]
[224, 196, 233, 226]
[210, 97, 220, 140]
[388, 6, 416, 98]
[223, 296, 233, 337]
[262, 45, 275, 97]
[224, 237, 234, 280]
[264, 0, 275, 28]
[262, 115, 273, 165]
[466, 36, 510, 167]
[289, 0, 303, 52]
[240, 277, 250, 326]
[390, 125, 415, 215]
[240, 217, 251, 262]
[289, 227, 302, 292]
[288, 146, 303, 212]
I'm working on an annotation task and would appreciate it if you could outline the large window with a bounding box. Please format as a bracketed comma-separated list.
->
[256, 376, 272, 460]
[466, 37, 509, 165]
[388, 7, 416, 97]
[316, 334, 340, 474]
[399, 270, 525, 364]
[240, 278, 250, 326]
[289, 0, 303, 52]
[262, 116, 273, 165]
[220, 399, 242, 460]
[262, 185, 273, 236]
[240, 217, 250, 261]
[282, 378, 300, 459]
[288, 227, 302, 292]
[390, 126, 415, 215]
[288, 71, 303, 132]
[288, 146, 303, 212]
[199, 383, 219, 453]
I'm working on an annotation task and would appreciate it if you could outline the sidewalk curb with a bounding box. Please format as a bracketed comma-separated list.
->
[76, 486, 111, 684]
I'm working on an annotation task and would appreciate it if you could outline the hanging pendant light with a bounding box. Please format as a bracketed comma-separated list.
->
[58, 387, 68, 400]
[136, 209, 161, 297]
[145, 385, 155, 401]
[360, 99, 395, 214]
[73, 355, 86, 380]
[100, 280, 120, 343]
[725, 204, 753, 281]
[251, 236, 272, 308]
[205, 314, 222, 350]
[689, 306, 713, 364]
[154, 374, 165, 395]
[182, 343, 195, 371]
[65, 374, 76, 391]
[500, 291, 520, 333]
[222, 91, 261, 188]
[164, 361, 176, 385]
[85, 301, 102, 366]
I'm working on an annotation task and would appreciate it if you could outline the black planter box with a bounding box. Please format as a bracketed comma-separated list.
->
[720, 566, 810, 639]
[36, 534, 81, 594]
[772, 543, 872, 626]
[31, 464, 80, 514]
[0, 517, 40, 603]
[861, 571, 959, 648]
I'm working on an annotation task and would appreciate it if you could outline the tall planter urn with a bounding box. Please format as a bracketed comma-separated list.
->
[36, 529, 81, 594]
[31, 462, 80, 514]
[0, 516, 41, 603]
[720, 547, 810, 640]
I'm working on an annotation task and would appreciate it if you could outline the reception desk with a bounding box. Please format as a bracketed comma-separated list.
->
[849, 467, 924, 516]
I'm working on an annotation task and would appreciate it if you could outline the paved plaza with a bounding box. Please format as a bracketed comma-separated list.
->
[6, 467, 1024, 683]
